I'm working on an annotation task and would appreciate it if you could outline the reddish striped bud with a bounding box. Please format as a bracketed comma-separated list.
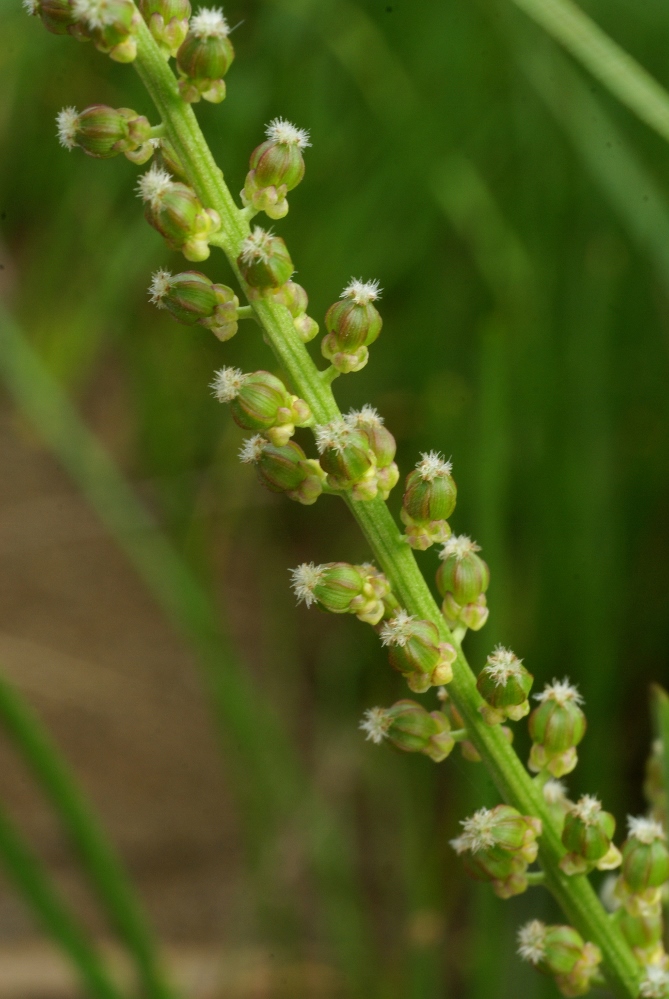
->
[528, 680, 586, 778]
[176, 7, 234, 104]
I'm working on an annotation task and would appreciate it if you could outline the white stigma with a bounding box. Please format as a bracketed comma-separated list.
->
[572, 795, 602, 824]
[627, 816, 666, 844]
[416, 450, 452, 481]
[341, 278, 382, 305]
[517, 921, 546, 965]
[456, 807, 497, 854]
[56, 107, 79, 150]
[136, 164, 173, 208]
[238, 434, 267, 464]
[239, 226, 276, 265]
[534, 678, 583, 707]
[543, 779, 568, 806]
[190, 6, 229, 38]
[289, 562, 325, 607]
[314, 418, 353, 455]
[210, 366, 245, 403]
[265, 117, 311, 148]
[439, 534, 480, 562]
[22, 0, 40, 14]
[345, 404, 384, 429]
[359, 707, 390, 745]
[483, 645, 523, 686]
[72, 0, 115, 28]
[148, 269, 172, 306]
[640, 967, 669, 999]
[379, 610, 416, 648]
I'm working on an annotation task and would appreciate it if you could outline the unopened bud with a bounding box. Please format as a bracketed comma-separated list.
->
[401, 452, 457, 550]
[239, 435, 324, 505]
[321, 279, 382, 373]
[359, 563, 400, 620]
[360, 700, 454, 763]
[380, 611, 457, 691]
[24, 0, 83, 35]
[437, 535, 489, 605]
[139, 0, 190, 56]
[559, 796, 620, 875]
[267, 280, 319, 342]
[138, 166, 221, 261]
[154, 139, 189, 182]
[528, 680, 586, 778]
[211, 367, 311, 445]
[452, 805, 542, 899]
[290, 561, 388, 624]
[237, 227, 293, 291]
[477, 645, 533, 725]
[57, 105, 153, 162]
[315, 418, 377, 501]
[442, 591, 490, 632]
[176, 7, 234, 103]
[149, 269, 238, 340]
[619, 816, 669, 898]
[518, 921, 602, 996]
[72, 0, 140, 62]
[618, 908, 664, 966]
[242, 118, 310, 219]
[345, 406, 398, 500]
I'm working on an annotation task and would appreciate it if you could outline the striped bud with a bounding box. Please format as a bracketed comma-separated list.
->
[437, 535, 490, 605]
[239, 436, 324, 505]
[211, 367, 311, 446]
[148, 270, 238, 341]
[559, 796, 620, 875]
[380, 611, 457, 692]
[138, 166, 221, 261]
[401, 452, 457, 550]
[315, 419, 377, 501]
[518, 920, 602, 995]
[360, 701, 454, 763]
[57, 105, 152, 162]
[72, 0, 140, 62]
[619, 817, 669, 897]
[528, 680, 586, 778]
[452, 805, 542, 899]
[237, 227, 293, 291]
[139, 0, 190, 56]
[242, 118, 310, 220]
[345, 406, 399, 501]
[26, 0, 82, 35]
[321, 279, 382, 373]
[176, 7, 234, 104]
[477, 646, 533, 725]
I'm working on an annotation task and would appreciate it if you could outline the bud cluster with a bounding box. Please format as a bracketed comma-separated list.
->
[149, 269, 238, 340]
[559, 795, 621, 876]
[176, 7, 235, 104]
[528, 680, 586, 777]
[268, 281, 319, 342]
[476, 645, 532, 724]
[321, 280, 382, 374]
[451, 805, 542, 899]
[379, 611, 457, 692]
[437, 535, 489, 631]
[345, 406, 399, 500]
[139, 0, 190, 57]
[237, 227, 294, 292]
[360, 700, 454, 763]
[517, 920, 602, 997]
[57, 105, 155, 163]
[613, 816, 669, 918]
[138, 165, 221, 261]
[239, 435, 324, 505]
[315, 418, 378, 501]
[242, 119, 310, 220]
[28, 0, 141, 60]
[290, 561, 396, 626]
[401, 452, 456, 550]
[211, 367, 311, 446]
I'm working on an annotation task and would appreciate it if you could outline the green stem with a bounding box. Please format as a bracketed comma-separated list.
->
[236, 305, 256, 320]
[525, 870, 546, 886]
[149, 123, 166, 138]
[0, 799, 125, 999]
[0, 670, 177, 999]
[132, 19, 640, 997]
[507, 0, 669, 144]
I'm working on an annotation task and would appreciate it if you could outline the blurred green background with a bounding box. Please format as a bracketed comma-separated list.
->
[0, 0, 668, 995]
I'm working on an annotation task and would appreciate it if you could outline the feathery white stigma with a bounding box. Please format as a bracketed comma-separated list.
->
[483, 645, 523, 686]
[190, 6, 229, 37]
[239, 434, 267, 464]
[315, 418, 353, 455]
[341, 278, 381, 305]
[136, 164, 173, 207]
[517, 921, 546, 965]
[416, 450, 452, 481]
[534, 678, 583, 707]
[265, 118, 311, 148]
[289, 562, 325, 607]
[22, 0, 40, 15]
[72, 0, 115, 28]
[56, 107, 79, 150]
[439, 534, 480, 562]
[148, 269, 172, 306]
[359, 707, 390, 744]
[455, 807, 497, 854]
[572, 795, 601, 824]
[627, 815, 666, 844]
[379, 610, 416, 648]
[239, 226, 276, 265]
[543, 779, 568, 806]
[640, 967, 669, 998]
[345, 404, 383, 429]
[210, 366, 245, 403]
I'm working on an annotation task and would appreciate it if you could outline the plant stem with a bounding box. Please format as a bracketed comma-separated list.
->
[0, 799, 125, 999]
[0, 670, 177, 999]
[132, 19, 640, 996]
[507, 0, 669, 145]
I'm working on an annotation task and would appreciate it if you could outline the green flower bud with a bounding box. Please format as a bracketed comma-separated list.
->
[56, 105, 152, 161]
[380, 611, 457, 691]
[149, 269, 239, 340]
[451, 805, 542, 899]
[139, 0, 190, 56]
[518, 920, 602, 995]
[24, 0, 82, 36]
[176, 7, 234, 103]
[239, 435, 324, 505]
[620, 816, 669, 896]
[321, 279, 382, 373]
[358, 563, 400, 620]
[477, 645, 533, 725]
[290, 561, 392, 624]
[154, 139, 189, 182]
[559, 795, 620, 875]
[528, 679, 587, 778]
[442, 592, 489, 632]
[360, 701, 455, 763]
[618, 908, 663, 966]
[211, 366, 311, 446]
[315, 418, 377, 501]
[401, 452, 457, 550]
[437, 534, 490, 605]
[72, 0, 140, 62]
[138, 166, 221, 261]
[242, 118, 310, 220]
[267, 280, 319, 343]
[237, 227, 294, 291]
[345, 406, 399, 501]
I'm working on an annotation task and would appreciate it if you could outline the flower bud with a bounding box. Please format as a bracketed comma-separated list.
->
[360, 701, 454, 763]
[149, 269, 239, 340]
[619, 817, 669, 898]
[359, 563, 400, 620]
[153, 139, 189, 181]
[24, 0, 83, 35]
[242, 118, 310, 220]
[380, 611, 457, 692]
[442, 592, 490, 632]
[138, 166, 221, 261]
[237, 227, 293, 291]
[344, 406, 399, 501]
[176, 7, 234, 103]
[321, 279, 382, 373]
[267, 280, 319, 343]
[401, 452, 457, 550]
[437, 535, 490, 604]
[72, 0, 140, 61]
[618, 908, 664, 965]
[477, 645, 533, 725]
[315, 418, 377, 501]
[211, 367, 311, 446]
[239, 435, 324, 505]
[528, 679, 586, 777]
[139, 0, 190, 56]
[559, 795, 620, 875]
[451, 805, 542, 899]
[518, 921, 602, 996]
[57, 105, 153, 163]
[290, 561, 389, 624]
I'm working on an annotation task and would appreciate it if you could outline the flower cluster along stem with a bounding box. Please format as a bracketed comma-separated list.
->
[133, 18, 639, 998]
